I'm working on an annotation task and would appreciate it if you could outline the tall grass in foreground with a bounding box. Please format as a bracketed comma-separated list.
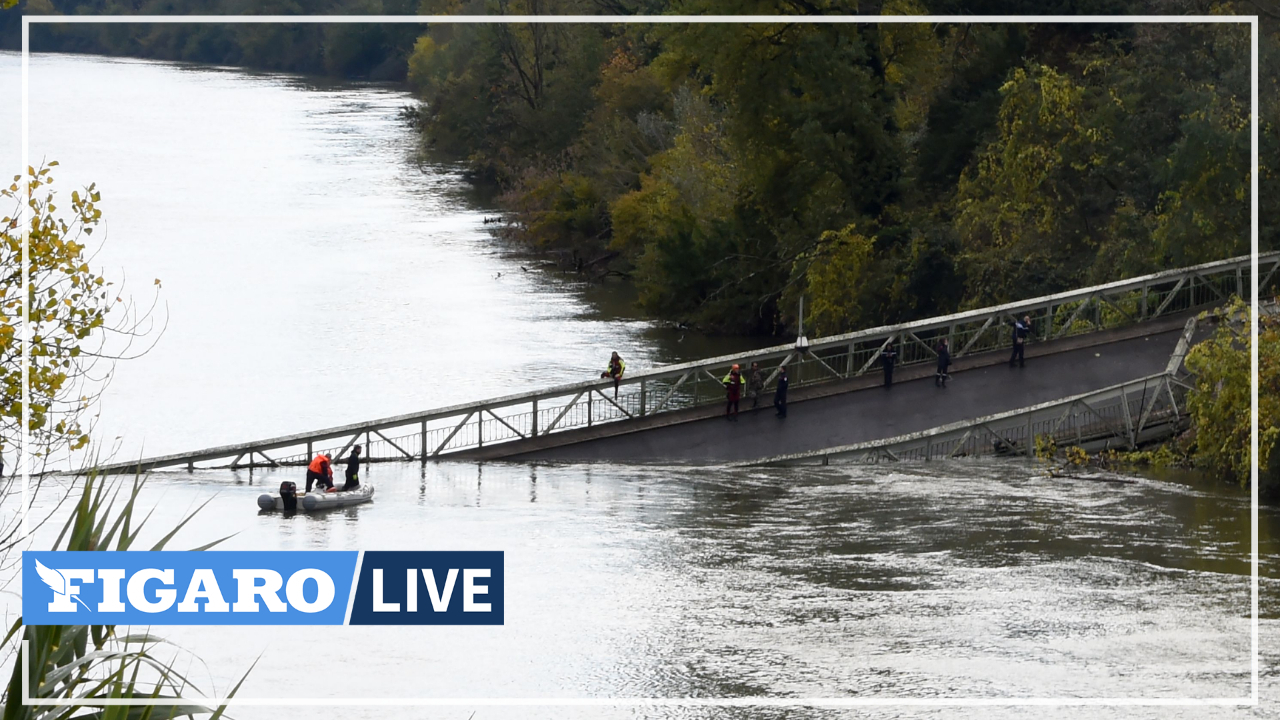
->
[1, 472, 250, 719]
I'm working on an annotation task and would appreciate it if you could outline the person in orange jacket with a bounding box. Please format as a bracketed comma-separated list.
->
[723, 364, 745, 421]
[306, 453, 333, 493]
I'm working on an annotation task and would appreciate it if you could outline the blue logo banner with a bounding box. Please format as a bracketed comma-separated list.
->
[349, 551, 504, 625]
[23, 551, 358, 625]
[23, 551, 505, 626]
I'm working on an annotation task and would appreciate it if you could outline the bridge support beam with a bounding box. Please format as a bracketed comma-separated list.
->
[83, 253, 1270, 475]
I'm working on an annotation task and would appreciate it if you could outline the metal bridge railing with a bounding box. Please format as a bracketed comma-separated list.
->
[744, 316, 1202, 466]
[743, 373, 1190, 466]
[96, 253, 1273, 473]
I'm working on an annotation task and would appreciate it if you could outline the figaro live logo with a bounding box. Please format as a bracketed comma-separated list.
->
[22, 551, 503, 626]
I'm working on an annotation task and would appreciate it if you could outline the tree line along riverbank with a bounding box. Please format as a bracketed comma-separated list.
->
[3, 0, 1277, 493]
[404, 2, 1275, 337]
[1067, 300, 1280, 499]
[2, 2, 1276, 337]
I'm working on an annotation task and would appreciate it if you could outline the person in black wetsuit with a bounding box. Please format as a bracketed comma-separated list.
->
[935, 338, 951, 387]
[774, 366, 789, 418]
[343, 445, 362, 491]
[881, 340, 898, 388]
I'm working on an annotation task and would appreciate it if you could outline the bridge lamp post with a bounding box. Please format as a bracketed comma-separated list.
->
[795, 295, 811, 353]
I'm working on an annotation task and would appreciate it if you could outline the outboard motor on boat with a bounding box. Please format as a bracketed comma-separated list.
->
[279, 481, 298, 512]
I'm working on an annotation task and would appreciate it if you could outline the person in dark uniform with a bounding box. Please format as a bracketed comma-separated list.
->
[747, 362, 765, 409]
[935, 338, 951, 387]
[343, 444, 362, 491]
[881, 340, 898, 388]
[1010, 315, 1030, 368]
[774, 366, 789, 418]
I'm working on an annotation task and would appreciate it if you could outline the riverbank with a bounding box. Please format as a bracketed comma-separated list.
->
[0, 1, 421, 80]
[1052, 301, 1280, 500]
[4, 42, 1278, 720]
[8, 10, 1273, 340]
[0, 51, 774, 465]
[407, 13, 1271, 336]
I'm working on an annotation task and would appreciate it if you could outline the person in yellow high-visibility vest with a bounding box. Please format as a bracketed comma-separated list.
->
[723, 364, 745, 421]
[602, 351, 626, 397]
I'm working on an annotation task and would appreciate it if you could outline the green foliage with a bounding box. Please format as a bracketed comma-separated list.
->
[1034, 433, 1057, 462]
[1, 473, 245, 718]
[1184, 299, 1280, 486]
[1034, 434, 1091, 477]
[509, 171, 610, 249]
[1, 164, 162, 463]
[1, 0, 421, 81]
[1109, 443, 1186, 470]
[6, 1, 1268, 337]
[955, 64, 1115, 304]
[1262, 10, 1280, 253]
[1040, 296, 1276, 488]
[1151, 90, 1251, 266]
[407, 12, 1258, 334]
[406, 0, 607, 184]
[800, 224, 874, 336]
[1039, 441, 1194, 477]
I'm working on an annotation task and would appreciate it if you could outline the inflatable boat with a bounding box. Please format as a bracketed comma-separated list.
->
[257, 482, 374, 512]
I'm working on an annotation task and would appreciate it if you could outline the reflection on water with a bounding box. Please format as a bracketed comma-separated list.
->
[7, 459, 1275, 718]
[2, 52, 1275, 720]
[0, 51, 773, 465]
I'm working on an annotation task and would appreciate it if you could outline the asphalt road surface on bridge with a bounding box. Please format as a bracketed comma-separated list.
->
[514, 327, 1186, 465]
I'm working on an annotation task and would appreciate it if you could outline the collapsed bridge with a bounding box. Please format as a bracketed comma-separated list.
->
[93, 253, 1275, 473]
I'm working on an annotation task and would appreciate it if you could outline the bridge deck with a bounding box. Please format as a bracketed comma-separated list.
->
[508, 325, 1189, 464]
[91, 252, 1270, 475]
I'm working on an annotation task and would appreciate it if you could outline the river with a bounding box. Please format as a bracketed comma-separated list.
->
[2, 52, 1279, 719]
[2, 51, 770, 464]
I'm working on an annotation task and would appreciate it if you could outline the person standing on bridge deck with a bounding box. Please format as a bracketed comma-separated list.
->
[774, 366, 789, 418]
[723, 364, 745, 421]
[935, 338, 951, 387]
[1010, 315, 1030, 368]
[747, 362, 765, 409]
[306, 453, 333, 493]
[602, 351, 626, 398]
[881, 340, 898, 388]
[343, 445, 362, 491]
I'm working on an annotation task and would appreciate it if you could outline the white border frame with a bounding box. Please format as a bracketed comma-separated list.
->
[18, 13, 1260, 708]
